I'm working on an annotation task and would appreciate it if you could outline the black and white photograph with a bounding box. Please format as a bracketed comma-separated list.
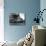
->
[9, 13, 25, 25]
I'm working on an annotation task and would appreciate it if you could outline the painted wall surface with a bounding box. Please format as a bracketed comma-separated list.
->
[4, 0, 40, 42]
[40, 0, 46, 26]
[40, 0, 46, 45]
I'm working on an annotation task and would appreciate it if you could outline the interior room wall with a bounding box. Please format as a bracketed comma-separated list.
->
[40, 0, 46, 45]
[4, 0, 40, 42]
[40, 0, 46, 26]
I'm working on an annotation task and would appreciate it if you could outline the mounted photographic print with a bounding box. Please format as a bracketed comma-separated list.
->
[9, 13, 26, 25]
